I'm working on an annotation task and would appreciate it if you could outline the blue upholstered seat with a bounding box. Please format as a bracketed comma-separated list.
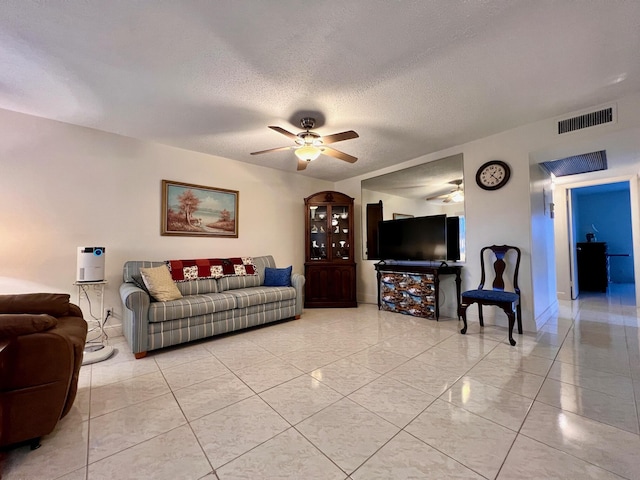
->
[461, 289, 519, 303]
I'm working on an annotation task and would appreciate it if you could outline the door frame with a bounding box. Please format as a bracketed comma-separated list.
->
[554, 174, 639, 303]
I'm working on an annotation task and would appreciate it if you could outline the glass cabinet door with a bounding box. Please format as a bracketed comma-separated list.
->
[309, 205, 328, 259]
[330, 205, 350, 261]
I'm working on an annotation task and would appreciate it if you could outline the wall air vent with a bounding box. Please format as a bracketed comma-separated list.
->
[540, 150, 607, 177]
[558, 107, 614, 134]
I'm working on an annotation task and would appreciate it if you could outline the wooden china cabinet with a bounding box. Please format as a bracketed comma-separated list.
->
[304, 191, 357, 308]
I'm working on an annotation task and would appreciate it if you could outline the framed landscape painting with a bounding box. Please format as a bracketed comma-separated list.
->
[161, 180, 239, 237]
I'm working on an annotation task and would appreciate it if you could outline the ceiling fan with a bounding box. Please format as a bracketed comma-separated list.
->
[426, 179, 464, 203]
[250, 117, 359, 171]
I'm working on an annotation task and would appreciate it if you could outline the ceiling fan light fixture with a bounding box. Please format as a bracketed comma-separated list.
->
[295, 145, 322, 162]
[251, 117, 358, 168]
[451, 190, 464, 203]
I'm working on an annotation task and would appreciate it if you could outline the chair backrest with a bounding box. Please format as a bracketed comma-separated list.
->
[478, 245, 521, 294]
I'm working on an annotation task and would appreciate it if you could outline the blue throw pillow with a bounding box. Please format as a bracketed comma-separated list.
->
[264, 266, 292, 287]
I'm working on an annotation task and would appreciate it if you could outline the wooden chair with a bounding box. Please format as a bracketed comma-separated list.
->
[458, 245, 522, 346]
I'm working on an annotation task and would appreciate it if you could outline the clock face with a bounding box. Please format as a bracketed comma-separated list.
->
[476, 161, 511, 190]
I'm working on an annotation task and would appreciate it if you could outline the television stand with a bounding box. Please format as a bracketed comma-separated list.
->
[375, 263, 462, 320]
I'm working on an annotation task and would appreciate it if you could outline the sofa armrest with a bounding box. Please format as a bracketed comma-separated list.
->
[119, 283, 151, 355]
[1, 329, 74, 390]
[291, 273, 305, 316]
[68, 303, 83, 318]
[0, 330, 75, 447]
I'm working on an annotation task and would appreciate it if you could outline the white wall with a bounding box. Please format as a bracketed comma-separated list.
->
[0, 108, 332, 326]
[336, 92, 640, 332]
[536, 98, 640, 304]
[4, 92, 640, 334]
[337, 139, 540, 327]
[529, 162, 557, 327]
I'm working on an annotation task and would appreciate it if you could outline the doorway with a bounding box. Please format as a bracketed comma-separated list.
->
[559, 178, 638, 305]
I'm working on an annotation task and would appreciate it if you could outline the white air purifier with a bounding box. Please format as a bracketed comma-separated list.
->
[76, 246, 105, 282]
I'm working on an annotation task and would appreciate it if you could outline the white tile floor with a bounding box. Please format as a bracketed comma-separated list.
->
[2, 285, 639, 479]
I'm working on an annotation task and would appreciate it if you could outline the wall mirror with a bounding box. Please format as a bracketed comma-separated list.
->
[361, 153, 465, 261]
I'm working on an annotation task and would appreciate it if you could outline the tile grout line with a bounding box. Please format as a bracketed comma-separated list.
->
[492, 313, 574, 479]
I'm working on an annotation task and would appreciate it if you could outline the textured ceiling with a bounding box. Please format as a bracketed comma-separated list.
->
[1, 1, 640, 182]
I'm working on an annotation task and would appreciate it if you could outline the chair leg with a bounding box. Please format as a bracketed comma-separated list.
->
[459, 303, 469, 334]
[516, 303, 523, 334]
[478, 304, 484, 327]
[506, 311, 516, 346]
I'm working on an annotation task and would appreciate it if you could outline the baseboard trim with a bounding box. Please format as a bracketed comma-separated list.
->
[104, 323, 123, 339]
[534, 300, 559, 331]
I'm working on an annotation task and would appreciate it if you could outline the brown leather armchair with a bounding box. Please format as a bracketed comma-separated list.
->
[0, 293, 87, 450]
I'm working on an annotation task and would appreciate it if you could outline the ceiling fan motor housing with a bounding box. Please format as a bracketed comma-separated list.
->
[300, 117, 316, 129]
[297, 131, 322, 146]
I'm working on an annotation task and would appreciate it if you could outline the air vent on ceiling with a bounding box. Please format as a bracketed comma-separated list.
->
[540, 150, 607, 177]
[557, 107, 614, 134]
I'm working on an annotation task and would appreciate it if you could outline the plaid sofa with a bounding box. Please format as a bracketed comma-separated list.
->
[118, 255, 304, 358]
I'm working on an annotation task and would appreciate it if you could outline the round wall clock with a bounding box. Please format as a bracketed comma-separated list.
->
[475, 160, 511, 190]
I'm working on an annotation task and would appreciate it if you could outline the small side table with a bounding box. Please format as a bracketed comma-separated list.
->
[74, 281, 114, 365]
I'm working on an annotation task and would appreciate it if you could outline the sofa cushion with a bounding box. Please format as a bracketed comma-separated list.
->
[0, 314, 58, 338]
[140, 265, 183, 302]
[0, 293, 70, 317]
[175, 278, 219, 296]
[217, 274, 262, 292]
[228, 286, 297, 309]
[147, 292, 237, 323]
[264, 266, 292, 287]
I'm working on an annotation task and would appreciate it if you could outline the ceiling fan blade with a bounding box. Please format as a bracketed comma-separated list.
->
[268, 126, 299, 141]
[321, 130, 359, 145]
[250, 146, 292, 155]
[322, 146, 358, 163]
[426, 190, 454, 201]
[297, 159, 309, 171]
[426, 194, 446, 201]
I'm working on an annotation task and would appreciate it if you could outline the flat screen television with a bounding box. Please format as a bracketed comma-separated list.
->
[378, 214, 448, 261]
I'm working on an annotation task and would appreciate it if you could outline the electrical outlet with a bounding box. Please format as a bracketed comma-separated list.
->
[105, 306, 115, 319]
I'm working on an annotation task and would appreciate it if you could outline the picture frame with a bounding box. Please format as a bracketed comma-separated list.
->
[393, 213, 414, 220]
[161, 180, 239, 237]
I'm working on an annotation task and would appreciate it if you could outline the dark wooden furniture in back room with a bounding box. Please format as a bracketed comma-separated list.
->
[577, 241, 608, 292]
[304, 191, 357, 308]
